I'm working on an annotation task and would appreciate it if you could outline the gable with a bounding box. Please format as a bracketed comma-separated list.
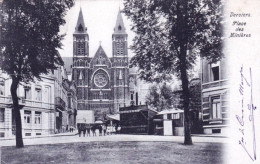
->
[90, 46, 112, 68]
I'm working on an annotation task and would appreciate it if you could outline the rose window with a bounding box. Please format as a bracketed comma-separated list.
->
[94, 73, 108, 87]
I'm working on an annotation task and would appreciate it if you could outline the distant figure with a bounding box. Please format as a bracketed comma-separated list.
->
[82, 125, 86, 137]
[98, 125, 102, 136]
[91, 126, 96, 136]
[78, 124, 82, 137]
[107, 125, 111, 135]
[86, 125, 91, 137]
[115, 125, 118, 134]
[112, 125, 116, 135]
[118, 125, 121, 134]
[102, 125, 107, 136]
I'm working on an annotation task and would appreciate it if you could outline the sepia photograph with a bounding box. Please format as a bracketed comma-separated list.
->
[0, 0, 260, 163]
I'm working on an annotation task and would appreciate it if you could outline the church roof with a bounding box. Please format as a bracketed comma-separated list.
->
[74, 8, 87, 34]
[62, 57, 73, 74]
[113, 9, 126, 34]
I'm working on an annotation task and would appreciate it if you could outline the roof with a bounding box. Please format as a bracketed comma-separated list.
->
[62, 57, 73, 74]
[113, 9, 126, 34]
[157, 108, 184, 115]
[74, 8, 87, 34]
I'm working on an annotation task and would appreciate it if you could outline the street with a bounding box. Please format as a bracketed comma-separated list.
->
[1, 134, 228, 164]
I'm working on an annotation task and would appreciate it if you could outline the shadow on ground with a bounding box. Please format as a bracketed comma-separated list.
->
[1, 141, 226, 164]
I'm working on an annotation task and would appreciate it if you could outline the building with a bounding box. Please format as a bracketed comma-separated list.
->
[153, 108, 184, 136]
[54, 64, 77, 133]
[119, 105, 157, 134]
[0, 56, 77, 138]
[62, 9, 154, 121]
[0, 70, 56, 138]
[200, 58, 229, 135]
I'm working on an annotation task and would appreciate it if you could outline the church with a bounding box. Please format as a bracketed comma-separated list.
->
[62, 8, 145, 120]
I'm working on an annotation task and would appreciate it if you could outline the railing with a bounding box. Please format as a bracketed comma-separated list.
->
[202, 79, 228, 90]
[55, 97, 66, 110]
[0, 96, 55, 109]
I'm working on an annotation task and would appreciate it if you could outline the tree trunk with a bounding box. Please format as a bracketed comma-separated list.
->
[179, 49, 192, 145]
[11, 76, 24, 148]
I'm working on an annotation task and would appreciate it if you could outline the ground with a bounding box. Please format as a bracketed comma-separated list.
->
[1, 135, 227, 164]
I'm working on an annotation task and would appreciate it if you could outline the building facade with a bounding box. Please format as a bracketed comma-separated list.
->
[54, 64, 77, 133]
[71, 9, 130, 120]
[0, 71, 55, 138]
[200, 58, 229, 135]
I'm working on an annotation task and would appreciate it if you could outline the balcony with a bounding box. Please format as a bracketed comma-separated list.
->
[0, 96, 55, 110]
[55, 97, 66, 110]
[202, 79, 228, 90]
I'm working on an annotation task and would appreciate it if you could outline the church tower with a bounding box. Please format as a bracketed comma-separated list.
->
[112, 9, 129, 111]
[72, 8, 90, 110]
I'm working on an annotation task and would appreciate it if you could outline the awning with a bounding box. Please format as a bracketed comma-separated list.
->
[153, 119, 163, 122]
[106, 114, 120, 121]
[95, 120, 103, 124]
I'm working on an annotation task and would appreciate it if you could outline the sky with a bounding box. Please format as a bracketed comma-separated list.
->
[58, 0, 135, 58]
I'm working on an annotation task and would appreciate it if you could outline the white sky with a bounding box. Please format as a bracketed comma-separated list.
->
[58, 0, 135, 58]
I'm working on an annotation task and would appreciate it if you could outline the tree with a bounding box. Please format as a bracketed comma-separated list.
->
[146, 83, 173, 111]
[124, 0, 223, 144]
[0, 0, 74, 148]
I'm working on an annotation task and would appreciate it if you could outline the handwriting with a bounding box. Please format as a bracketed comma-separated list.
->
[236, 66, 257, 161]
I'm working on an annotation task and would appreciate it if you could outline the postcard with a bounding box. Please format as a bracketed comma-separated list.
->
[0, 0, 260, 164]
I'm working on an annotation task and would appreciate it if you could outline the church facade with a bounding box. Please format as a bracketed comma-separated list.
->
[72, 9, 131, 120]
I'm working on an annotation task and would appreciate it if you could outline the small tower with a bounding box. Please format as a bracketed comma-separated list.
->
[73, 8, 89, 57]
[112, 9, 129, 112]
[72, 8, 90, 110]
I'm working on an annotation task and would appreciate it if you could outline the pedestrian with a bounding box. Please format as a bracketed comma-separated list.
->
[107, 125, 111, 135]
[78, 124, 82, 137]
[112, 125, 115, 135]
[91, 125, 96, 136]
[118, 125, 121, 134]
[86, 125, 91, 137]
[82, 124, 86, 137]
[98, 125, 102, 136]
[115, 124, 118, 134]
[102, 124, 107, 136]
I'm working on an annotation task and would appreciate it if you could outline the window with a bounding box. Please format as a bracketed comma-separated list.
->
[77, 42, 85, 56]
[0, 84, 4, 95]
[0, 108, 5, 122]
[211, 62, 220, 81]
[35, 112, 41, 124]
[173, 113, 180, 119]
[35, 88, 42, 101]
[24, 87, 31, 99]
[24, 110, 31, 124]
[211, 97, 221, 119]
[131, 93, 134, 101]
[78, 24, 83, 32]
[167, 114, 171, 120]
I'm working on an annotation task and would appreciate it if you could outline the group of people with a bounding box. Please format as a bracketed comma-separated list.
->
[77, 124, 121, 137]
[106, 125, 121, 135]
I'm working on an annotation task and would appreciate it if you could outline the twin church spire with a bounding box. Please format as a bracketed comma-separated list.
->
[74, 8, 126, 34]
